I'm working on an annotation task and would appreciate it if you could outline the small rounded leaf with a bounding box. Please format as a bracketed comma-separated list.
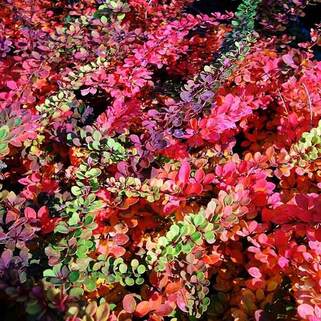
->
[123, 294, 136, 313]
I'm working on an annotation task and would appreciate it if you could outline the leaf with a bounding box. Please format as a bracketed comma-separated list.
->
[125, 277, 135, 286]
[96, 303, 110, 321]
[86, 301, 97, 316]
[156, 303, 175, 316]
[84, 278, 96, 292]
[113, 233, 129, 245]
[101, 16, 108, 24]
[70, 287, 84, 297]
[123, 294, 136, 313]
[69, 271, 80, 282]
[93, 130, 102, 141]
[204, 231, 215, 244]
[191, 231, 202, 244]
[24, 207, 37, 220]
[131, 259, 139, 269]
[193, 213, 205, 226]
[55, 223, 69, 234]
[7, 80, 17, 90]
[71, 186, 82, 196]
[86, 168, 102, 178]
[165, 281, 181, 294]
[110, 245, 126, 258]
[137, 265, 146, 274]
[297, 304, 314, 319]
[248, 267, 262, 278]
[68, 213, 80, 226]
[43, 269, 56, 277]
[119, 263, 127, 274]
[26, 301, 42, 315]
[135, 301, 151, 317]
[177, 161, 191, 186]
[0, 126, 9, 139]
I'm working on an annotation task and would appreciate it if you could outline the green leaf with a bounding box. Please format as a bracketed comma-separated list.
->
[69, 271, 80, 282]
[158, 236, 168, 247]
[204, 231, 215, 244]
[84, 215, 94, 225]
[193, 213, 205, 226]
[131, 259, 139, 269]
[0, 143, 9, 154]
[101, 16, 108, 24]
[191, 231, 202, 244]
[223, 195, 233, 206]
[93, 130, 102, 141]
[136, 277, 144, 285]
[86, 168, 102, 178]
[0, 126, 9, 139]
[26, 301, 42, 315]
[119, 263, 128, 274]
[68, 213, 80, 226]
[137, 265, 146, 275]
[182, 242, 194, 254]
[71, 186, 82, 196]
[76, 245, 88, 258]
[85, 278, 96, 292]
[70, 287, 84, 297]
[125, 277, 135, 286]
[43, 269, 56, 277]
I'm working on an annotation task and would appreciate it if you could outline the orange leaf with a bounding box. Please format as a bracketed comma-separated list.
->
[135, 301, 151, 317]
[165, 281, 181, 294]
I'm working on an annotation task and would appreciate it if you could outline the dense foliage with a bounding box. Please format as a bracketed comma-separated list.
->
[1, 0, 321, 320]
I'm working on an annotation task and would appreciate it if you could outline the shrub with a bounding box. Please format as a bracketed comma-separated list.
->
[1, 0, 321, 321]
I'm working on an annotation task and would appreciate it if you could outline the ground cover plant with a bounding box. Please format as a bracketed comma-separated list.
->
[0, 0, 321, 320]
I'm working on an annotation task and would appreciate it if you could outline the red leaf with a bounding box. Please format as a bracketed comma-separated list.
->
[123, 294, 136, 314]
[184, 182, 203, 195]
[113, 233, 129, 246]
[203, 254, 220, 265]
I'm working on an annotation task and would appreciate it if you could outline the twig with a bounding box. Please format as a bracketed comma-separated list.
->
[277, 89, 289, 115]
[302, 82, 313, 128]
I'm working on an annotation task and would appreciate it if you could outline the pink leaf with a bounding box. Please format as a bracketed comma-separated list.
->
[155, 303, 175, 317]
[110, 245, 126, 258]
[278, 256, 289, 268]
[282, 53, 296, 67]
[177, 161, 191, 186]
[298, 304, 315, 318]
[248, 267, 262, 278]
[176, 291, 188, 313]
[24, 207, 37, 220]
[7, 80, 17, 90]
[123, 294, 136, 313]
[1, 249, 13, 267]
[81, 88, 90, 96]
[37, 206, 48, 219]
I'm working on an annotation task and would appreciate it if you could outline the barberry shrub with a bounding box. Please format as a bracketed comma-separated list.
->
[1, 0, 321, 321]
